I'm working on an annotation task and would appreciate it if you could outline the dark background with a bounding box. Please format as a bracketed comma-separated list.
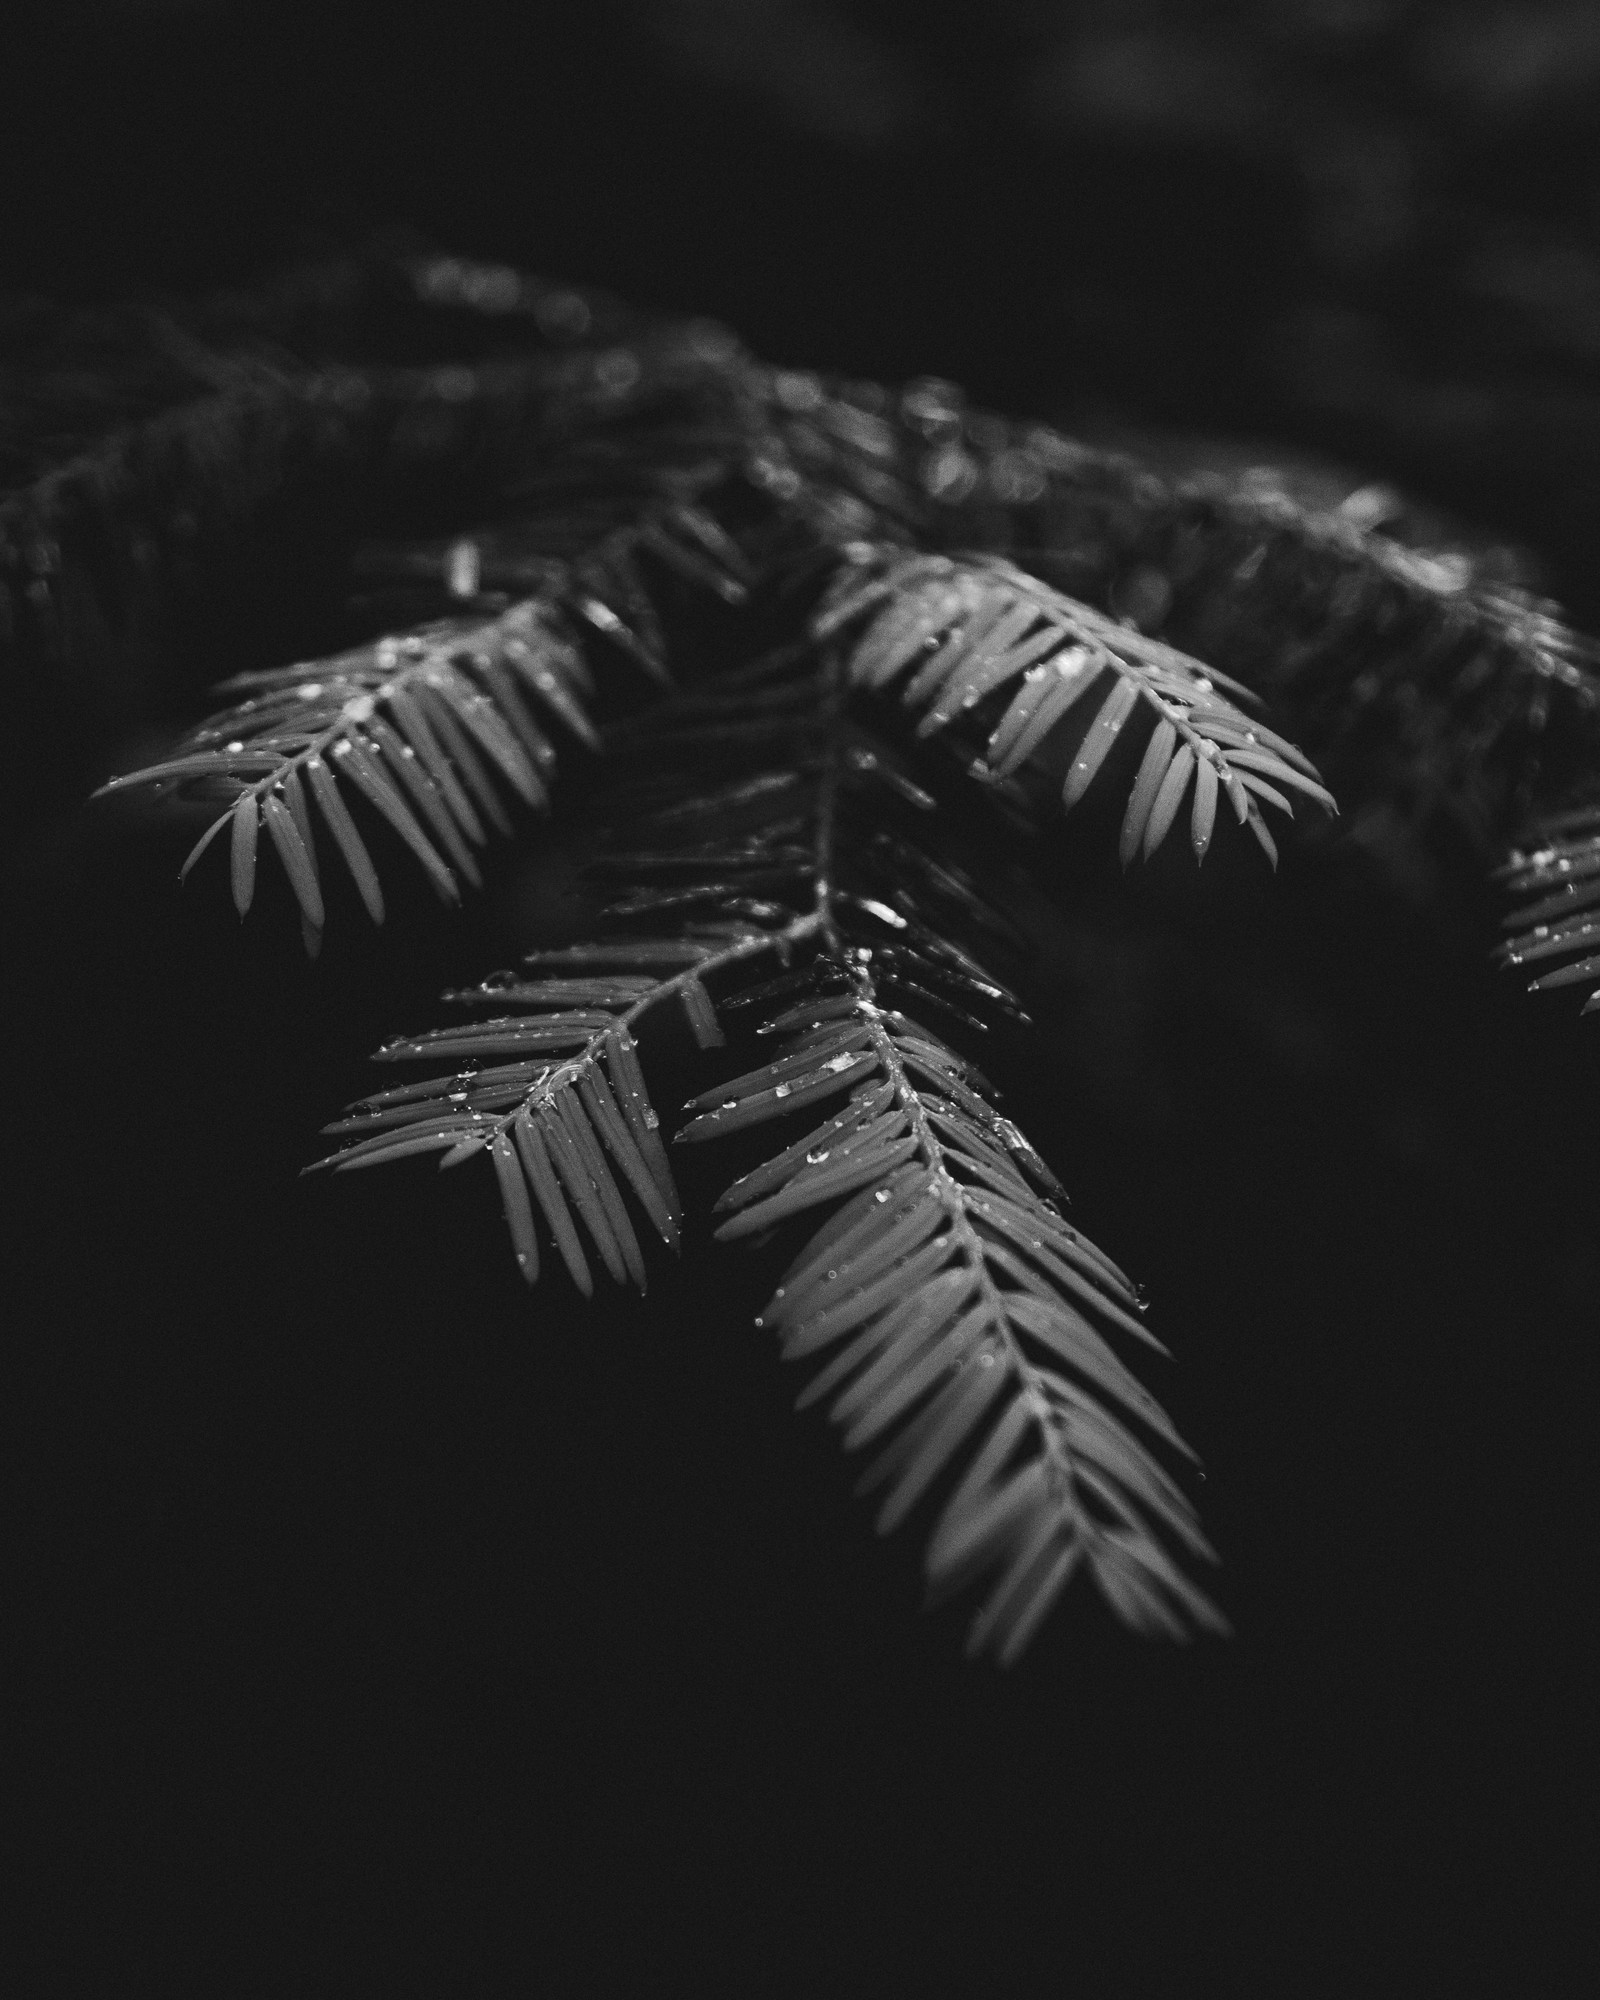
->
[5, 4, 1598, 1992]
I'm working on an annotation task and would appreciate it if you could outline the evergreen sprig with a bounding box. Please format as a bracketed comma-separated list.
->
[1497, 800, 1600, 1015]
[817, 546, 1337, 867]
[94, 500, 754, 947]
[704, 974, 1228, 1661]
[63, 241, 1600, 1660]
[293, 618, 1256, 1655]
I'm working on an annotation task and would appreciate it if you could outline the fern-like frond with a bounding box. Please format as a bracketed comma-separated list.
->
[96, 595, 595, 948]
[94, 491, 755, 948]
[1496, 800, 1600, 1015]
[298, 617, 1222, 1655]
[678, 966, 1225, 1661]
[816, 547, 1337, 869]
[748, 360, 1600, 872]
[309, 923, 839, 1291]
[57, 245, 1600, 1666]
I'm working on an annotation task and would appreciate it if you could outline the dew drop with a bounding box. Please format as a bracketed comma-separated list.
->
[874, 1189, 891, 1204]
[774, 1084, 792, 1099]
[805, 1150, 830, 1166]
[447, 541, 480, 598]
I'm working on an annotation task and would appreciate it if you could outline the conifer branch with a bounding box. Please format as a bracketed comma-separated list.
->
[816, 546, 1336, 868]
[94, 493, 755, 949]
[313, 923, 822, 1293]
[748, 365, 1600, 856]
[62, 244, 1600, 1659]
[318, 633, 1225, 1655]
[1496, 800, 1600, 1015]
[95, 594, 594, 952]
[701, 967, 1227, 1661]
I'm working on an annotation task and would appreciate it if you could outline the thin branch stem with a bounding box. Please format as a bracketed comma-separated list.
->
[444, 911, 827, 1154]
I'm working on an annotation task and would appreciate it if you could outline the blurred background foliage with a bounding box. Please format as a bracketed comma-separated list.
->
[6, 0, 1600, 621]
